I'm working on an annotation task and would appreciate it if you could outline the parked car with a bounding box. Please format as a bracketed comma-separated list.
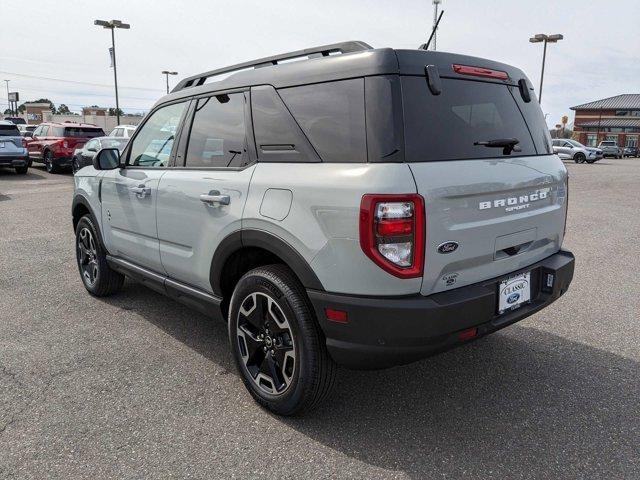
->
[3, 116, 26, 125]
[72, 136, 128, 173]
[17, 124, 37, 138]
[72, 42, 574, 415]
[623, 146, 638, 157]
[0, 120, 30, 174]
[552, 138, 602, 163]
[27, 122, 105, 173]
[108, 124, 137, 138]
[598, 140, 622, 158]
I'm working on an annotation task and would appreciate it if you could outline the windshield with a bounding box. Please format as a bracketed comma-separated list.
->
[0, 124, 20, 136]
[402, 78, 547, 161]
[63, 127, 105, 138]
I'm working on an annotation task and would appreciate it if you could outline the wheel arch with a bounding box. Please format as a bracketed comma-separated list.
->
[72, 194, 107, 250]
[211, 230, 324, 305]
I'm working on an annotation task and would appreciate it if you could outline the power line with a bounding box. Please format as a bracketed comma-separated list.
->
[0, 70, 164, 92]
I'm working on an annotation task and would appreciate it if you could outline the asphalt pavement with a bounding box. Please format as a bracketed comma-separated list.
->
[0, 159, 638, 479]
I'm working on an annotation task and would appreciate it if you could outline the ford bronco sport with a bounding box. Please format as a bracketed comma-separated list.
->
[72, 41, 575, 415]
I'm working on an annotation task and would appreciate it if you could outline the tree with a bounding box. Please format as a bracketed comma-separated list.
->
[3, 108, 12, 115]
[56, 104, 71, 114]
[108, 107, 124, 116]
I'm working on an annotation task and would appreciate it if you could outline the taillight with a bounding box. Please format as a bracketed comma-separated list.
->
[452, 64, 509, 80]
[22, 138, 27, 148]
[359, 194, 425, 278]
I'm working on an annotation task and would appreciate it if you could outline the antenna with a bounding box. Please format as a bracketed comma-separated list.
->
[419, 10, 444, 51]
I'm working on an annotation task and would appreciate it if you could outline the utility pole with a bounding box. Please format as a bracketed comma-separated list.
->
[529, 33, 563, 103]
[94, 19, 130, 125]
[4, 80, 11, 115]
[432, 0, 442, 51]
[162, 71, 178, 94]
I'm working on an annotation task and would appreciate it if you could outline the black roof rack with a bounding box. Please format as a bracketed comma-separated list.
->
[171, 41, 373, 92]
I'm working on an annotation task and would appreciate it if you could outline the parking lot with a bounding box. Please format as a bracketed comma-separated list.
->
[0, 159, 639, 478]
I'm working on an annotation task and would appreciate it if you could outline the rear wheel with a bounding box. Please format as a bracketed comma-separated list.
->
[75, 214, 124, 296]
[14, 165, 28, 174]
[72, 157, 80, 174]
[574, 153, 586, 163]
[228, 265, 336, 416]
[44, 150, 58, 174]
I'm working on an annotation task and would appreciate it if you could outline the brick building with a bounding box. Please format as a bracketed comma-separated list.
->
[571, 94, 640, 149]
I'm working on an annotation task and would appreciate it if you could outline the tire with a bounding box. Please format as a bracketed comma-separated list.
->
[44, 150, 58, 173]
[574, 153, 586, 163]
[14, 165, 28, 174]
[75, 214, 124, 297]
[228, 264, 336, 416]
[72, 157, 80, 174]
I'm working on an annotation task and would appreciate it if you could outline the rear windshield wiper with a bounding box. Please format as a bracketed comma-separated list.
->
[474, 138, 521, 155]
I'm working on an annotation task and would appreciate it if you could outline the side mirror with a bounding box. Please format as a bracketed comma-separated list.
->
[92, 147, 121, 170]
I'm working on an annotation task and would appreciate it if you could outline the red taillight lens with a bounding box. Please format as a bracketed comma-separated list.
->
[325, 308, 348, 324]
[452, 64, 509, 80]
[359, 194, 425, 279]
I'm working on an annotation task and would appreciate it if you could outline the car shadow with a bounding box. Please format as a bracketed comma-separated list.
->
[0, 168, 48, 180]
[99, 280, 639, 479]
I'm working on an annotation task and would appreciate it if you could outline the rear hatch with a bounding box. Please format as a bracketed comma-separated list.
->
[396, 52, 567, 296]
[0, 124, 26, 153]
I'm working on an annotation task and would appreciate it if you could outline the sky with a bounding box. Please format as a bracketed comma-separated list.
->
[1, 0, 639, 127]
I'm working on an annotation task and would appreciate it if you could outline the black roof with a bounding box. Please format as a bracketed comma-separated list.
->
[571, 94, 640, 111]
[154, 41, 531, 110]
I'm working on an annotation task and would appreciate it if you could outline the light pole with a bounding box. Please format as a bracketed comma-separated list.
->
[432, 0, 442, 51]
[162, 71, 178, 94]
[529, 33, 563, 103]
[3, 80, 10, 116]
[94, 19, 130, 125]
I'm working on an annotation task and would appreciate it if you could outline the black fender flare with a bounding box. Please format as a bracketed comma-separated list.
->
[210, 229, 324, 297]
[71, 194, 107, 250]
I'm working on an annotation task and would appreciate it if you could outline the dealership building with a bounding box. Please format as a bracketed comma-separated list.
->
[571, 94, 640, 148]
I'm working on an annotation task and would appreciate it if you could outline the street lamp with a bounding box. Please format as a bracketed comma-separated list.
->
[162, 71, 178, 94]
[529, 33, 563, 103]
[94, 19, 130, 125]
[432, 0, 442, 51]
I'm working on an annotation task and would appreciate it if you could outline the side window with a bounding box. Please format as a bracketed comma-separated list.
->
[40, 126, 49, 136]
[32, 126, 43, 137]
[278, 79, 366, 163]
[184, 93, 246, 168]
[128, 102, 187, 167]
[114, 128, 123, 137]
[86, 139, 99, 151]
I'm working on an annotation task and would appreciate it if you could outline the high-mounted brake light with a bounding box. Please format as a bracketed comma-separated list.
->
[359, 194, 425, 278]
[452, 64, 509, 80]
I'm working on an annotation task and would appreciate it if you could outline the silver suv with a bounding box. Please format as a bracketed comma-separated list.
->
[552, 138, 602, 163]
[72, 42, 575, 415]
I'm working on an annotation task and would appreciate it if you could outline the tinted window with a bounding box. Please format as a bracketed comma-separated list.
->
[184, 93, 246, 168]
[0, 124, 20, 136]
[402, 77, 538, 162]
[128, 101, 187, 167]
[279, 79, 366, 163]
[63, 127, 105, 138]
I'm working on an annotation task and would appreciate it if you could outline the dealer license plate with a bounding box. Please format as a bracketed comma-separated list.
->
[498, 271, 531, 314]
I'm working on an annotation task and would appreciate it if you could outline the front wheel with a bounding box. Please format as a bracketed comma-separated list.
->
[574, 153, 586, 163]
[75, 214, 124, 296]
[228, 265, 336, 416]
[72, 157, 81, 174]
[15, 165, 28, 174]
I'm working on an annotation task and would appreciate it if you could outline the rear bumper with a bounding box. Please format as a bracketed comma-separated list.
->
[308, 250, 575, 370]
[0, 154, 29, 167]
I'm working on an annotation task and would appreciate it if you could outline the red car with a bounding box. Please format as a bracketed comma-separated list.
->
[28, 122, 105, 173]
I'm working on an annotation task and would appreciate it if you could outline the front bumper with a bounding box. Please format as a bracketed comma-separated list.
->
[308, 250, 575, 370]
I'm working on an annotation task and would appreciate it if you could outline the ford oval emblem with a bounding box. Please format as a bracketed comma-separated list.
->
[507, 292, 521, 304]
[437, 241, 459, 254]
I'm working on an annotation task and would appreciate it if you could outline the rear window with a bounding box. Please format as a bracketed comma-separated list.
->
[100, 138, 128, 150]
[402, 77, 542, 162]
[63, 127, 105, 138]
[0, 124, 20, 136]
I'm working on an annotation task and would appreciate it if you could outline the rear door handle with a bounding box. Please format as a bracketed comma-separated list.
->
[130, 184, 151, 198]
[200, 190, 230, 206]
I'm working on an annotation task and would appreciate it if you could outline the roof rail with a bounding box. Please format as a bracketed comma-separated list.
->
[171, 41, 373, 93]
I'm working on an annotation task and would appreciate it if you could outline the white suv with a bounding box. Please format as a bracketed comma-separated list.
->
[108, 124, 137, 138]
[72, 42, 575, 415]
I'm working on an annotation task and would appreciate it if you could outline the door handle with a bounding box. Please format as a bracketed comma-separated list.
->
[200, 190, 230, 206]
[130, 184, 151, 198]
